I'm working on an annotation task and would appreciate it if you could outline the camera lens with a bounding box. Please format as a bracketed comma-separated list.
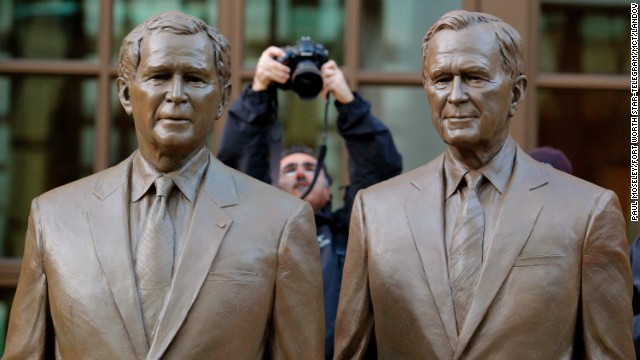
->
[291, 60, 323, 99]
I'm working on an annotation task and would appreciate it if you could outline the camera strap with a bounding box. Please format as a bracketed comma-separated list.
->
[300, 94, 330, 200]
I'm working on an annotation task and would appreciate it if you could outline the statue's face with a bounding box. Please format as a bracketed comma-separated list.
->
[278, 152, 331, 212]
[424, 24, 520, 151]
[120, 31, 222, 160]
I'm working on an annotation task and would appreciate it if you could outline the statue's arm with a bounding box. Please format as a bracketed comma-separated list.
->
[333, 191, 375, 360]
[270, 201, 325, 359]
[581, 189, 635, 359]
[3, 198, 50, 359]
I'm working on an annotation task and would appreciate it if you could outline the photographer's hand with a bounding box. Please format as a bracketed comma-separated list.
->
[321, 60, 354, 104]
[252, 46, 290, 91]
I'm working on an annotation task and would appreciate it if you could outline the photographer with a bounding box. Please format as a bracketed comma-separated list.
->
[217, 45, 402, 359]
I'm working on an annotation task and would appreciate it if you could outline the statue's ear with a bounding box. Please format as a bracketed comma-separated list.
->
[117, 78, 133, 115]
[509, 75, 527, 117]
[215, 82, 232, 120]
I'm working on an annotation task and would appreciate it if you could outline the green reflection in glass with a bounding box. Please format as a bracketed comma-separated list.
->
[539, 3, 629, 74]
[0, 0, 99, 59]
[231, 83, 343, 209]
[360, 85, 444, 173]
[244, 0, 344, 69]
[110, 79, 137, 165]
[360, 0, 460, 72]
[0, 76, 96, 257]
[112, 0, 218, 64]
[538, 88, 628, 218]
[276, 85, 444, 198]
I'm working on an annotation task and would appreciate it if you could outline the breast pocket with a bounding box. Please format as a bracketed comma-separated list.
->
[205, 270, 258, 283]
[513, 254, 565, 267]
[201, 270, 263, 320]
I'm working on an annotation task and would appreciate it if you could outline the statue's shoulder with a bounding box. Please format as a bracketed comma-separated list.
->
[361, 153, 444, 202]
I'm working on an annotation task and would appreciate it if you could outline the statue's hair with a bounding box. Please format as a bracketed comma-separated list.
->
[421, 10, 524, 79]
[282, 144, 315, 158]
[118, 11, 231, 109]
[281, 144, 332, 187]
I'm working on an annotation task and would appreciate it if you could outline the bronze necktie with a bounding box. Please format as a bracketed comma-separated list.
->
[450, 171, 484, 333]
[135, 176, 175, 343]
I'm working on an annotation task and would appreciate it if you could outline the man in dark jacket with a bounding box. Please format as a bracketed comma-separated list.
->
[217, 46, 402, 359]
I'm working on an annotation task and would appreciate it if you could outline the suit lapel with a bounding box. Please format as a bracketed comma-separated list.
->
[148, 155, 236, 360]
[454, 148, 547, 359]
[89, 155, 148, 359]
[405, 156, 457, 352]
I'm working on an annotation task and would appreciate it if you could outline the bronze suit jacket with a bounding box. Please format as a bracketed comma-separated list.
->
[3, 150, 325, 360]
[334, 146, 634, 359]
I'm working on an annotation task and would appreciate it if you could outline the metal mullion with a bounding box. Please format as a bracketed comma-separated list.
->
[215, 0, 244, 148]
[344, 0, 360, 91]
[0, 258, 21, 287]
[537, 73, 630, 90]
[239, 68, 255, 80]
[464, 0, 481, 11]
[0, 60, 102, 75]
[341, 0, 362, 185]
[93, 0, 114, 172]
[357, 72, 423, 86]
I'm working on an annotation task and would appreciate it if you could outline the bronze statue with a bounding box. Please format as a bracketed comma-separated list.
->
[3, 11, 324, 359]
[334, 10, 634, 359]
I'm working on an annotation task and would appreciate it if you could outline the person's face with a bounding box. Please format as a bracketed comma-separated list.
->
[118, 31, 223, 161]
[424, 24, 526, 151]
[278, 153, 331, 212]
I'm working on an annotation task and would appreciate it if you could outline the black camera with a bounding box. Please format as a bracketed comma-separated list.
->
[276, 37, 329, 99]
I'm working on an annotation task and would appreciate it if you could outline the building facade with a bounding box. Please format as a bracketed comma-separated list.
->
[0, 0, 632, 352]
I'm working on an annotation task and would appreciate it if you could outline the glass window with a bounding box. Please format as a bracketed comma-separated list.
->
[244, 0, 345, 69]
[271, 89, 344, 208]
[539, 2, 630, 74]
[0, 76, 96, 257]
[538, 88, 629, 218]
[360, 85, 445, 173]
[110, 80, 138, 166]
[360, 0, 461, 72]
[112, 0, 218, 63]
[273, 86, 444, 209]
[0, 0, 100, 60]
